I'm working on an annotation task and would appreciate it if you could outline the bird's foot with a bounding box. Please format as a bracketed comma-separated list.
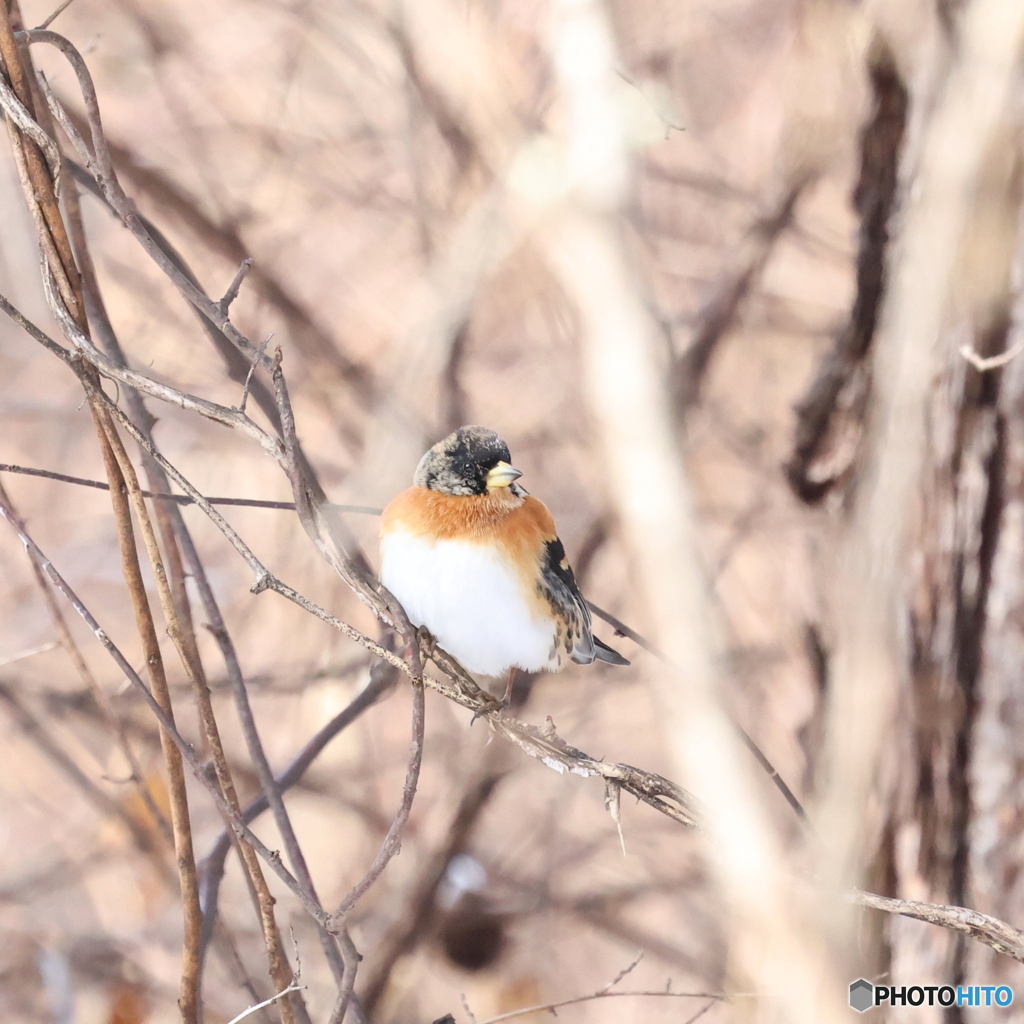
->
[501, 668, 517, 707]
[415, 626, 438, 665]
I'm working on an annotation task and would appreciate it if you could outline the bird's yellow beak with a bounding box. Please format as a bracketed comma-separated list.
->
[486, 461, 523, 489]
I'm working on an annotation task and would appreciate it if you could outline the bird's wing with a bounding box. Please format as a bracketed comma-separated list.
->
[516, 497, 629, 667]
[538, 536, 597, 665]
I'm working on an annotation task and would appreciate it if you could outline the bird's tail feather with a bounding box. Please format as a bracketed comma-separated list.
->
[594, 637, 629, 666]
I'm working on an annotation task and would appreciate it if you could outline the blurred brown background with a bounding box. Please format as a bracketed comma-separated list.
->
[2, 0, 1023, 1021]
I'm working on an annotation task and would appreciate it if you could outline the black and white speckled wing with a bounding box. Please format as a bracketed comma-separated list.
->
[539, 538, 628, 667]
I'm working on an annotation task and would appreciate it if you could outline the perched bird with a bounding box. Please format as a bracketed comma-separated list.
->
[379, 426, 628, 694]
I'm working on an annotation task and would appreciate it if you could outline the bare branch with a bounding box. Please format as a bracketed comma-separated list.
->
[477, 979, 721, 1024]
[35, 0, 77, 31]
[240, 332, 272, 414]
[0, 67, 62, 193]
[198, 662, 400, 975]
[60, 115, 370, 406]
[0, 641, 57, 667]
[588, 599, 806, 823]
[21, 28, 280, 374]
[90, 408, 205, 1021]
[225, 983, 307, 1024]
[489, 714, 703, 828]
[959, 337, 1024, 371]
[476, 992, 720, 1024]
[0, 460, 381, 512]
[101, 415, 309, 1024]
[672, 176, 809, 409]
[850, 890, 1024, 964]
[358, 771, 503, 1015]
[0, 476, 174, 849]
[0, 12, 209, 1012]
[217, 258, 253, 316]
[330, 674, 426, 925]
[786, 43, 908, 503]
[0, 499, 335, 923]
[601, 950, 644, 990]
[0, 679, 148, 847]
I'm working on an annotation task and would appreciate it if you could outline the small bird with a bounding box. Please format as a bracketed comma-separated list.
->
[379, 426, 628, 695]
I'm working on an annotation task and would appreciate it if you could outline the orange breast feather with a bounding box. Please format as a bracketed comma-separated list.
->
[381, 487, 557, 594]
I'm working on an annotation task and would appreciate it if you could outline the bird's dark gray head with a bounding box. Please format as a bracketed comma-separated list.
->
[414, 426, 523, 496]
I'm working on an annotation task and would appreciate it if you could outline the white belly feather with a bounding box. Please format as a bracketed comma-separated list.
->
[379, 529, 556, 677]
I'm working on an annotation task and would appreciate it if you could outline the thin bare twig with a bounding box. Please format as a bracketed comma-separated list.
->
[959, 338, 1024, 371]
[331, 674, 426, 926]
[476, 991, 721, 1024]
[672, 176, 809, 409]
[683, 1002, 719, 1024]
[476, 958, 721, 1024]
[358, 771, 503, 1015]
[198, 661, 400, 975]
[217, 258, 253, 315]
[35, 0, 76, 29]
[0, 679, 153, 848]
[63, 150, 319, 449]
[0, 641, 57, 666]
[35, 0, 77, 31]
[66, 145, 318, 1016]
[0, 476, 174, 849]
[225, 983, 307, 1024]
[0, 68, 62, 192]
[602, 950, 645, 990]
[21, 28, 282, 376]
[267, 349, 430, 994]
[0, 498, 343, 919]
[0, 270, 284, 459]
[0, 10, 83, 328]
[588, 597, 806, 823]
[58, 111, 370, 410]
[269, 346, 443, 1011]
[240, 333, 272, 414]
[0, 461, 381, 512]
[175, 497, 340, 1012]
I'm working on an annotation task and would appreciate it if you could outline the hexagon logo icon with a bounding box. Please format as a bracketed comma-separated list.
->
[849, 979, 873, 1012]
